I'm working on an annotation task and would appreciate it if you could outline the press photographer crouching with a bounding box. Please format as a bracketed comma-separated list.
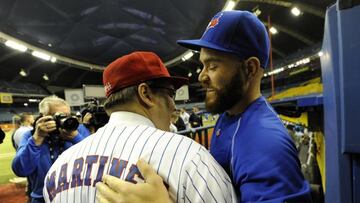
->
[12, 95, 90, 203]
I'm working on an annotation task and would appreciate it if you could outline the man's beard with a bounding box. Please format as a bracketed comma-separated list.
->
[205, 70, 246, 114]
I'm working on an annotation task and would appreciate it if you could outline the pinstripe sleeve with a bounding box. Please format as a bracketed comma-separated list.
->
[182, 147, 237, 203]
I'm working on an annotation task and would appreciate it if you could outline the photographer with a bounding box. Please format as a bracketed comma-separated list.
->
[12, 95, 88, 203]
[79, 100, 109, 134]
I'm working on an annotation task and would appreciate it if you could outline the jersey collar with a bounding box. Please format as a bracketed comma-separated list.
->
[108, 111, 156, 128]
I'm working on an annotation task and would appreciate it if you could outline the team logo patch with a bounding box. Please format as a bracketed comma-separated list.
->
[104, 82, 112, 93]
[216, 129, 221, 137]
[206, 13, 223, 30]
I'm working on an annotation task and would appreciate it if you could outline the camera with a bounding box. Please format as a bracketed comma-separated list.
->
[81, 99, 109, 131]
[53, 113, 79, 131]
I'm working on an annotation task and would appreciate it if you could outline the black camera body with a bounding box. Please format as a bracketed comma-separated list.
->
[85, 105, 109, 130]
[82, 100, 109, 131]
[53, 113, 79, 131]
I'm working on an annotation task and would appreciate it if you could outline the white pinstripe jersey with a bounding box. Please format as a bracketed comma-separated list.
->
[43, 112, 237, 203]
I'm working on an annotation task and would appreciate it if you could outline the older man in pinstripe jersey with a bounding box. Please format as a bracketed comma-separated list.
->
[43, 51, 237, 203]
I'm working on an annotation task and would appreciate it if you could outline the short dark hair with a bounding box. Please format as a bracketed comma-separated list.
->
[103, 85, 138, 112]
[19, 112, 33, 124]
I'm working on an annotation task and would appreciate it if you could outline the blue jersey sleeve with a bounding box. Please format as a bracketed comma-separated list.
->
[77, 124, 91, 138]
[12, 131, 42, 176]
[231, 126, 312, 202]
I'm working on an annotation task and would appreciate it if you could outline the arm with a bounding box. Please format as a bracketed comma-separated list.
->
[12, 131, 42, 176]
[232, 129, 311, 202]
[77, 124, 91, 138]
[12, 116, 55, 176]
[96, 159, 171, 203]
[60, 124, 87, 148]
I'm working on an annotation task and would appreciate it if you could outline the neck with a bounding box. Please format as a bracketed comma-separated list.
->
[226, 90, 261, 116]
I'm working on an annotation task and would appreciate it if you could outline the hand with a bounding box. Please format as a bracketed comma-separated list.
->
[33, 116, 56, 146]
[58, 128, 78, 141]
[82, 112, 92, 124]
[96, 159, 171, 203]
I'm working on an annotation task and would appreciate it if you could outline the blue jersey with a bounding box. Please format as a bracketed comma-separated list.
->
[210, 96, 312, 202]
[12, 128, 88, 200]
[77, 124, 91, 138]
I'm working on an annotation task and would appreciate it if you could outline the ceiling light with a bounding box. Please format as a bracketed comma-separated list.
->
[50, 57, 57, 63]
[318, 51, 324, 57]
[264, 73, 268, 77]
[19, 69, 27, 77]
[253, 8, 262, 17]
[5, 40, 28, 52]
[224, 0, 236, 11]
[32, 51, 51, 61]
[291, 7, 301, 16]
[183, 52, 194, 60]
[269, 27, 278, 34]
[24, 103, 28, 107]
[288, 64, 295, 69]
[302, 58, 310, 64]
[188, 72, 192, 77]
[43, 74, 49, 81]
[196, 68, 201, 73]
[29, 99, 40, 102]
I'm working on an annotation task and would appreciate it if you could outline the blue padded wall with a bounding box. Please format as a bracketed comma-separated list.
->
[337, 4, 360, 153]
[321, 2, 360, 202]
[321, 4, 352, 203]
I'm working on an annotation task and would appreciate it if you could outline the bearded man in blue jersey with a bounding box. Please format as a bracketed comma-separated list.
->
[96, 10, 312, 203]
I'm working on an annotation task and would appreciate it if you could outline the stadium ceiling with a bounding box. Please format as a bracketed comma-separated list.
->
[0, 0, 335, 95]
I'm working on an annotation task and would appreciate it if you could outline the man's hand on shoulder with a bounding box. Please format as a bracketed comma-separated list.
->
[96, 159, 171, 203]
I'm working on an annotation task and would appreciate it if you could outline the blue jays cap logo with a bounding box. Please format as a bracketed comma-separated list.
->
[206, 13, 223, 31]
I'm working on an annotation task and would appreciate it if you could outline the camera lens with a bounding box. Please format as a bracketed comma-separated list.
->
[60, 117, 79, 131]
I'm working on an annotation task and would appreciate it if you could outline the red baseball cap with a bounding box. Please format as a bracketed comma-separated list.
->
[103, 51, 188, 97]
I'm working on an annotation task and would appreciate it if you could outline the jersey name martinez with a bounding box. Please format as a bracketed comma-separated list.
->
[45, 155, 143, 201]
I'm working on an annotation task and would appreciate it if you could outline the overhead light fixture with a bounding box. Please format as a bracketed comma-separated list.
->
[50, 57, 57, 63]
[43, 74, 49, 81]
[302, 58, 310, 64]
[24, 103, 28, 107]
[29, 98, 40, 102]
[19, 69, 27, 77]
[318, 51, 324, 57]
[253, 8, 262, 17]
[188, 72, 192, 77]
[183, 52, 193, 60]
[32, 51, 51, 61]
[181, 51, 194, 61]
[268, 67, 285, 76]
[196, 68, 201, 74]
[5, 40, 28, 52]
[269, 27, 278, 34]
[291, 7, 301, 16]
[224, 0, 236, 11]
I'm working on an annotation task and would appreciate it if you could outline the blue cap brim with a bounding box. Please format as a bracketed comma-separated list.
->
[177, 39, 238, 56]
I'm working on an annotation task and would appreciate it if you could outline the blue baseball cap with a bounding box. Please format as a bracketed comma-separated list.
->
[177, 10, 270, 68]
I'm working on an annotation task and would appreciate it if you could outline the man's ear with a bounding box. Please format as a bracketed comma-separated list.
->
[137, 83, 156, 108]
[244, 57, 261, 79]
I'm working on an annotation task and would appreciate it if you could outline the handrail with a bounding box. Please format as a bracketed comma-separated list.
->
[178, 125, 215, 149]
